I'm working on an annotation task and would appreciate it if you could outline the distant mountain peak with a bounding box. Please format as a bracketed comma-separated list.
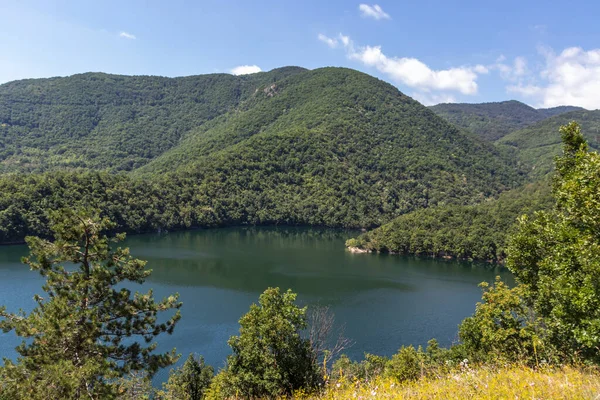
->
[430, 101, 585, 141]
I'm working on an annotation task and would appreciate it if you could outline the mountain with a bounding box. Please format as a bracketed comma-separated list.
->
[0, 67, 522, 243]
[134, 67, 522, 222]
[0, 67, 306, 173]
[537, 105, 585, 118]
[430, 100, 583, 141]
[497, 110, 600, 177]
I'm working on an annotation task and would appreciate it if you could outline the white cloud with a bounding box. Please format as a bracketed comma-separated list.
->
[119, 31, 136, 40]
[508, 84, 541, 97]
[230, 65, 262, 75]
[412, 92, 457, 106]
[491, 56, 529, 81]
[329, 34, 484, 95]
[318, 34, 338, 48]
[339, 34, 350, 47]
[474, 64, 489, 74]
[358, 4, 391, 20]
[317, 34, 488, 105]
[513, 56, 528, 76]
[507, 47, 600, 109]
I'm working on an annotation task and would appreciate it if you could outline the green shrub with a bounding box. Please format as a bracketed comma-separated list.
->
[385, 346, 422, 382]
[159, 354, 214, 400]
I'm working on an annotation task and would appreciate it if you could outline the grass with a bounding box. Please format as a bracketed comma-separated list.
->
[299, 365, 600, 399]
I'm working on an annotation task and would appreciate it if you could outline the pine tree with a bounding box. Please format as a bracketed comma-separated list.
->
[0, 209, 182, 399]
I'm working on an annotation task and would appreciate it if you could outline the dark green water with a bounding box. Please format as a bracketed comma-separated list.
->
[0, 226, 511, 382]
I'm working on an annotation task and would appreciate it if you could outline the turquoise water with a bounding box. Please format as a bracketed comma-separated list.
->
[0, 226, 511, 382]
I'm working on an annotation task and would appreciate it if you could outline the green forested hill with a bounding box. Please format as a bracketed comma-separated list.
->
[496, 110, 600, 177]
[0, 67, 523, 243]
[346, 180, 553, 262]
[430, 100, 583, 141]
[0, 67, 306, 172]
[537, 105, 584, 118]
[137, 68, 521, 223]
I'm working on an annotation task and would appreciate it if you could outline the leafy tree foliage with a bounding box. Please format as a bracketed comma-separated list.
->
[385, 346, 422, 382]
[220, 288, 320, 398]
[507, 122, 600, 363]
[330, 340, 453, 385]
[0, 210, 182, 399]
[159, 354, 214, 400]
[458, 278, 540, 363]
[347, 181, 553, 261]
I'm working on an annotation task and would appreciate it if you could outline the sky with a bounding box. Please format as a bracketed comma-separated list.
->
[1, 0, 600, 108]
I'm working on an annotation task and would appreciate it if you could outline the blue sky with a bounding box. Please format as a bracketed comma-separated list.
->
[2, 0, 600, 108]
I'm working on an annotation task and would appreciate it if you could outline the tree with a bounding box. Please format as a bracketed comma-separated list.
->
[159, 354, 214, 400]
[223, 287, 320, 398]
[507, 122, 600, 363]
[0, 210, 182, 399]
[115, 371, 154, 400]
[458, 278, 539, 363]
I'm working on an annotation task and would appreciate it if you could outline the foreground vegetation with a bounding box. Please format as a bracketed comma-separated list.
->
[308, 365, 600, 399]
[0, 210, 182, 399]
[2, 122, 600, 399]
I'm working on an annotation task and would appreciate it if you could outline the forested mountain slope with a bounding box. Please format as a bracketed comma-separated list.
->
[430, 100, 583, 141]
[0, 67, 523, 243]
[0, 67, 306, 173]
[137, 67, 522, 221]
[497, 110, 600, 177]
[346, 180, 552, 262]
[538, 105, 584, 118]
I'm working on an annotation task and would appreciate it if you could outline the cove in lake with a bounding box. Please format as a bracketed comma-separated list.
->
[0, 226, 512, 383]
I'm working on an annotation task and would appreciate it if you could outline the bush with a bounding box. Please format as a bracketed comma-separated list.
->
[159, 354, 214, 400]
[385, 346, 422, 382]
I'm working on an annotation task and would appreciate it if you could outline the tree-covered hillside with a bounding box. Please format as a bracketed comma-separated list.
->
[0, 67, 524, 243]
[346, 180, 553, 262]
[0, 67, 306, 173]
[496, 110, 600, 177]
[139, 67, 523, 222]
[537, 105, 584, 118]
[430, 100, 583, 141]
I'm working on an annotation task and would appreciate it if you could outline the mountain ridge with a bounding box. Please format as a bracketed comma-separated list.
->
[430, 100, 584, 141]
[496, 109, 600, 177]
[0, 67, 307, 173]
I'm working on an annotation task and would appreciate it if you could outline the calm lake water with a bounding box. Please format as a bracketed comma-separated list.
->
[0, 226, 511, 383]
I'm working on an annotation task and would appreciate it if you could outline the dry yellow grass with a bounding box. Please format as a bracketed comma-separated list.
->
[299, 365, 600, 400]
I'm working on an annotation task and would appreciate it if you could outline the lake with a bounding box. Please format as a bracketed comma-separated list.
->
[0, 226, 511, 383]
